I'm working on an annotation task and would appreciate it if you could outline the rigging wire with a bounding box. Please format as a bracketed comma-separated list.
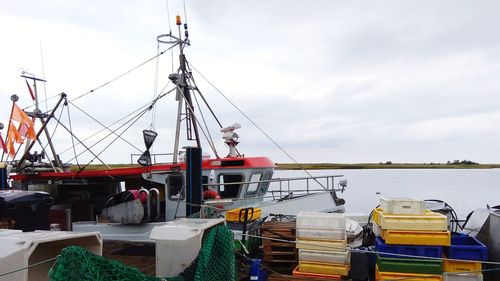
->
[65, 101, 81, 169]
[165, 0, 172, 32]
[185, 61, 223, 128]
[79, 105, 151, 171]
[190, 81, 219, 158]
[39, 41, 48, 112]
[151, 41, 161, 130]
[58, 86, 175, 156]
[175, 84, 219, 158]
[23, 44, 178, 111]
[52, 114, 111, 169]
[67, 100, 143, 153]
[187, 62, 329, 190]
[62, 105, 151, 166]
[183, 0, 188, 25]
[70, 44, 177, 103]
[0, 256, 59, 278]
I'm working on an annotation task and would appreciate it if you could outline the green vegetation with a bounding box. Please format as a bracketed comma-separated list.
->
[76, 161, 499, 171]
[275, 162, 500, 170]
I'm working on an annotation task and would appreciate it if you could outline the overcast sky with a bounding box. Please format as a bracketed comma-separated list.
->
[1, 1, 500, 164]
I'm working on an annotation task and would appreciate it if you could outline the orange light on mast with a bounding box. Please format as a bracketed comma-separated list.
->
[176, 15, 182, 25]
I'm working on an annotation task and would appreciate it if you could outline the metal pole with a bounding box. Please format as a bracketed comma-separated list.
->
[17, 94, 66, 168]
[0, 97, 18, 162]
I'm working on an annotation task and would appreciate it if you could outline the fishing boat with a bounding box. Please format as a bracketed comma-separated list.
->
[0, 15, 346, 242]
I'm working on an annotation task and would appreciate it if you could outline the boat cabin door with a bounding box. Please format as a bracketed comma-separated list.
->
[165, 173, 186, 221]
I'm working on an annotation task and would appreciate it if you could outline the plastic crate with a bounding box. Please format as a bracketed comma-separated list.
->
[443, 259, 482, 273]
[376, 266, 443, 281]
[374, 223, 450, 246]
[296, 227, 346, 240]
[379, 197, 426, 215]
[292, 265, 342, 280]
[225, 207, 261, 222]
[298, 261, 350, 276]
[376, 237, 443, 258]
[443, 272, 483, 281]
[372, 208, 448, 231]
[296, 212, 345, 229]
[446, 234, 488, 261]
[377, 255, 443, 274]
[299, 249, 350, 264]
[296, 238, 347, 251]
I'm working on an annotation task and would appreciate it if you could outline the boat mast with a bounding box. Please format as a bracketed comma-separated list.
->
[172, 15, 201, 163]
[20, 74, 62, 169]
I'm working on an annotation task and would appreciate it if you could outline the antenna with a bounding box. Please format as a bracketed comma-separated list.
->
[19, 73, 62, 169]
[157, 15, 201, 163]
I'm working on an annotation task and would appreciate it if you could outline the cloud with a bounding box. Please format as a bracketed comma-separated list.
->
[1, 1, 500, 164]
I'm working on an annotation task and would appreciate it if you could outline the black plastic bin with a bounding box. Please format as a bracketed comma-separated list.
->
[0, 190, 53, 231]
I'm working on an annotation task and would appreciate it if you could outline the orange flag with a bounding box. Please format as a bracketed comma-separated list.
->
[8, 123, 23, 144]
[11, 104, 36, 141]
[6, 136, 15, 158]
[6, 123, 22, 158]
[0, 133, 6, 152]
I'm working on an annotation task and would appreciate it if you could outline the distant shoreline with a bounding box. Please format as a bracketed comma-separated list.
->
[77, 162, 500, 171]
[275, 163, 500, 170]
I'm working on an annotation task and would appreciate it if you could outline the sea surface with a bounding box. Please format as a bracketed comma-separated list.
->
[272, 169, 500, 218]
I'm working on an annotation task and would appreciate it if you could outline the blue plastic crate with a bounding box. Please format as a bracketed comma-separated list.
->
[446, 233, 488, 261]
[376, 237, 443, 258]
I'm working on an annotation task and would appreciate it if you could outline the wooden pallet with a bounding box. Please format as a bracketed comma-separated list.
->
[261, 221, 297, 264]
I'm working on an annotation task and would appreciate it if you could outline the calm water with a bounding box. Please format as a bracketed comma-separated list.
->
[273, 169, 500, 218]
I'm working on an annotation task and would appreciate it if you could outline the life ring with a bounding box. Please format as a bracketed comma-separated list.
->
[203, 189, 221, 200]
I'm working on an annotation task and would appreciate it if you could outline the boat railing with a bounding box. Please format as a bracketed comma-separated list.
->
[204, 174, 346, 201]
[130, 153, 174, 165]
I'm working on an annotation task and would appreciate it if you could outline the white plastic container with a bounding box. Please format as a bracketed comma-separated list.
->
[443, 272, 483, 281]
[296, 212, 346, 229]
[379, 197, 425, 215]
[372, 222, 382, 237]
[150, 218, 225, 278]
[299, 249, 350, 264]
[0, 230, 102, 281]
[296, 227, 346, 240]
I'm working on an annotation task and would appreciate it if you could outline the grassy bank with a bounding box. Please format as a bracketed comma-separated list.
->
[275, 163, 500, 170]
[75, 162, 500, 171]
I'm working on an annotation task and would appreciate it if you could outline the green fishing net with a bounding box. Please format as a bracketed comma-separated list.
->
[49, 225, 236, 281]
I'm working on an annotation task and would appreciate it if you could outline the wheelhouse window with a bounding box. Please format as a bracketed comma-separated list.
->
[245, 173, 262, 197]
[218, 174, 243, 198]
[167, 174, 184, 200]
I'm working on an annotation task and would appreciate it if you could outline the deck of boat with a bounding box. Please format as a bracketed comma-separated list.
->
[102, 242, 156, 276]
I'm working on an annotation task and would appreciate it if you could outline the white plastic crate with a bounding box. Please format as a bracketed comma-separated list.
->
[372, 222, 382, 237]
[296, 227, 346, 240]
[443, 272, 483, 281]
[299, 249, 350, 264]
[0, 230, 102, 281]
[379, 197, 425, 215]
[296, 212, 346, 229]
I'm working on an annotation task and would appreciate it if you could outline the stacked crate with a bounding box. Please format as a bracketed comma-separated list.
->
[443, 233, 487, 281]
[293, 212, 350, 280]
[373, 197, 450, 281]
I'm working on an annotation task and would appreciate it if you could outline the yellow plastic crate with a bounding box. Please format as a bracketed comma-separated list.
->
[379, 228, 451, 246]
[295, 238, 347, 251]
[372, 208, 448, 231]
[299, 261, 350, 276]
[376, 265, 443, 281]
[225, 207, 261, 222]
[443, 259, 482, 273]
